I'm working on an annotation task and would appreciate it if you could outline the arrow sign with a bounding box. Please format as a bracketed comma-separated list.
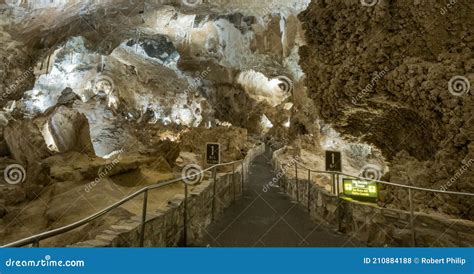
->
[206, 143, 220, 165]
[325, 151, 342, 172]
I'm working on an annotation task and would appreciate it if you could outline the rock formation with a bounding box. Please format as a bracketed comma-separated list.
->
[0, 0, 309, 245]
[0, 0, 472, 247]
[299, 0, 473, 218]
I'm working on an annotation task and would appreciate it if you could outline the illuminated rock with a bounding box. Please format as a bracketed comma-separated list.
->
[46, 106, 95, 155]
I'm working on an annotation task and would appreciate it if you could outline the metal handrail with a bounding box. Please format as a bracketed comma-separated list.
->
[2, 159, 246, 248]
[283, 159, 474, 247]
[293, 161, 474, 197]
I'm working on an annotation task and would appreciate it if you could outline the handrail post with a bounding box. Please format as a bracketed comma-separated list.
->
[232, 163, 236, 202]
[408, 188, 416, 247]
[241, 162, 244, 192]
[331, 174, 336, 195]
[183, 183, 188, 247]
[295, 163, 299, 202]
[337, 198, 343, 233]
[307, 169, 311, 212]
[32, 239, 39, 248]
[336, 173, 343, 232]
[211, 166, 217, 221]
[139, 189, 148, 247]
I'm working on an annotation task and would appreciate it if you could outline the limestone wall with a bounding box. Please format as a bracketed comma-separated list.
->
[298, 0, 474, 218]
[272, 149, 474, 247]
[72, 143, 265, 247]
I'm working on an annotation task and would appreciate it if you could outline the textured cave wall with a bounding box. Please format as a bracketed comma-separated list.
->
[1, 1, 309, 137]
[0, 0, 145, 105]
[299, 0, 473, 218]
[0, 0, 315, 244]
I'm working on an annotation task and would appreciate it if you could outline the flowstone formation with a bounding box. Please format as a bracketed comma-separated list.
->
[299, 0, 473, 219]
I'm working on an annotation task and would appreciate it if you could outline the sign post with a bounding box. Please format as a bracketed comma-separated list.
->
[325, 151, 342, 194]
[206, 143, 220, 165]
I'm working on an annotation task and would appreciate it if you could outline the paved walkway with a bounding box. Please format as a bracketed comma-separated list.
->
[196, 150, 359, 247]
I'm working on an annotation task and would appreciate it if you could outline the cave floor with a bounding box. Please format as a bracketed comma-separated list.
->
[195, 150, 361, 247]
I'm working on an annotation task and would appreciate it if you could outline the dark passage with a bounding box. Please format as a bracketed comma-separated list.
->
[197, 150, 359, 247]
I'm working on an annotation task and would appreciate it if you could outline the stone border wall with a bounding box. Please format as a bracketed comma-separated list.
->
[272, 149, 474, 247]
[73, 143, 266, 247]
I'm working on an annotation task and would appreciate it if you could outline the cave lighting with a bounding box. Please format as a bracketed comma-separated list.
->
[322, 139, 338, 150]
[41, 122, 59, 152]
[63, 63, 76, 73]
[102, 149, 123, 159]
[236, 70, 289, 107]
[283, 102, 293, 110]
[171, 107, 194, 125]
[261, 115, 274, 129]
[162, 117, 172, 125]
[159, 131, 180, 142]
[30, 90, 54, 112]
[107, 94, 119, 109]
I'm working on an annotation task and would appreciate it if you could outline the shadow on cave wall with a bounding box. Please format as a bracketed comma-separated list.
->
[341, 107, 438, 161]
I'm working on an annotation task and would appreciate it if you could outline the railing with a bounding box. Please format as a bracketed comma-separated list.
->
[2, 160, 247, 248]
[285, 161, 474, 247]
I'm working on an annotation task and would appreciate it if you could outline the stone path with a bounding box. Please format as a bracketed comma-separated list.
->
[196, 150, 359, 247]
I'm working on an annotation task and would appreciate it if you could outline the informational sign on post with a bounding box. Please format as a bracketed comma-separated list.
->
[206, 143, 220, 165]
[342, 178, 379, 201]
[325, 151, 342, 172]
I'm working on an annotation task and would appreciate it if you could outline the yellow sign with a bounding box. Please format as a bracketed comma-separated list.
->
[343, 178, 378, 199]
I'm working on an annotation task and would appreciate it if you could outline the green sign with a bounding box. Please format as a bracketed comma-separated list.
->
[343, 178, 378, 200]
